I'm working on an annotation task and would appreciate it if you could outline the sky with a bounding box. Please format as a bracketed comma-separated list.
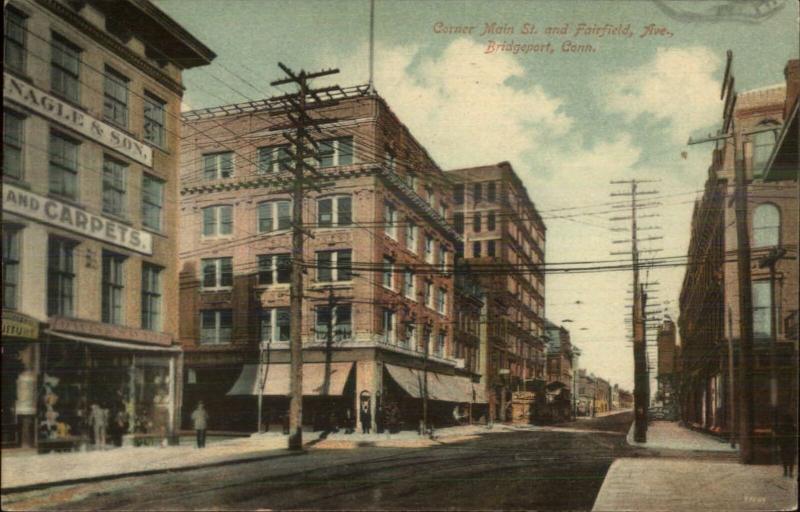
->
[155, 0, 799, 391]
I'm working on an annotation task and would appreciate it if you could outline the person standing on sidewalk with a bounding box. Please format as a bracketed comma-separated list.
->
[776, 413, 797, 478]
[191, 401, 209, 448]
[89, 404, 108, 448]
[360, 401, 371, 434]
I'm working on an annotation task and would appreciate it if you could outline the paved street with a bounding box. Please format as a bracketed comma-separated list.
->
[3, 413, 633, 511]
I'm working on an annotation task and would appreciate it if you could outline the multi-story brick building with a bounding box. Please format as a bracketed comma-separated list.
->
[655, 318, 678, 419]
[178, 88, 483, 432]
[447, 163, 547, 423]
[2, 0, 214, 449]
[544, 320, 573, 421]
[679, 59, 798, 453]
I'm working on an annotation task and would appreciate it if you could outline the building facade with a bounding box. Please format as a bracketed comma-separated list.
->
[2, 0, 214, 449]
[178, 89, 484, 433]
[678, 60, 799, 452]
[655, 318, 678, 419]
[544, 320, 573, 422]
[447, 163, 547, 423]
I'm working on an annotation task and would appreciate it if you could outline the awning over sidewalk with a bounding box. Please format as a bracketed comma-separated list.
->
[45, 329, 182, 352]
[227, 362, 353, 397]
[384, 364, 487, 404]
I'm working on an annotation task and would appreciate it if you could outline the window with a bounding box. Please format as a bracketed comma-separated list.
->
[257, 145, 291, 174]
[48, 238, 75, 316]
[201, 310, 233, 344]
[385, 150, 396, 172]
[440, 247, 449, 272]
[103, 67, 128, 127]
[406, 173, 417, 191]
[425, 234, 434, 264]
[261, 307, 290, 342]
[316, 305, 352, 341]
[472, 241, 482, 258]
[425, 281, 433, 308]
[752, 203, 780, 248]
[381, 308, 395, 343]
[487, 211, 496, 231]
[454, 184, 464, 205]
[317, 249, 352, 282]
[487, 240, 496, 257]
[473, 213, 481, 233]
[384, 202, 397, 239]
[439, 202, 448, 220]
[437, 287, 447, 314]
[102, 157, 127, 217]
[49, 133, 79, 199]
[752, 130, 777, 175]
[202, 257, 233, 289]
[257, 200, 291, 232]
[3, 111, 24, 179]
[426, 187, 435, 208]
[203, 152, 234, 180]
[422, 327, 431, 353]
[436, 331, 446, 357]
[318, 196, 352, 227]
[202, 205, 233, 236]
[3, 229, 21, 309]
[404, 323, 416, 348]
[455, 241, 464, 261]
[51, 34, 80, 103]
[403, 269, 415, 299]
[752, 281, 772, 338]
[473, 183, 482, 203]
[102, 252, 125, 325]
[141, 264, 162, 331]
[453, 213, 464, 234]
[142, 175, 164, 231]
[4, 8, 26, 73]
[405, 220, 418, 253]
[487, 182, 497, 202]
[143, 93, 166, 148]
[319, 137, 354, 167]
[382, 257, 394, 289]
[257, 253, 291, 285]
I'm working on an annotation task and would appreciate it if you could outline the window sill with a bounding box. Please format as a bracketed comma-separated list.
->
[201, 234, 235, 241]
[255, 283, 290, 289]
[310, 281, 353, 289]
[257, 229, 291, 236]
[200, 287, 233, 293]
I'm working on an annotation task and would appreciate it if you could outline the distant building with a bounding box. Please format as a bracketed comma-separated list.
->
[447, 163, 547, 423]
[544, 320, 573, 422]
[655, 319, 678, 419]
[2, 0, 214, 449]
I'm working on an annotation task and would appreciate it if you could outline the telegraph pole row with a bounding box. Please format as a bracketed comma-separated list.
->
[610, 179, 661, 443]
[269, 63, 341, 450]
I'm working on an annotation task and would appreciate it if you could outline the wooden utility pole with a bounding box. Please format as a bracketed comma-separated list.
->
[611, 179, 661, 443]
[269, 63, 340, 450]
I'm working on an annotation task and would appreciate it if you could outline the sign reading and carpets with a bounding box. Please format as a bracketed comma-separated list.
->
[1, 310, 40, 340]
[3, 72, 153, 167]
[3, 184, 153, 255]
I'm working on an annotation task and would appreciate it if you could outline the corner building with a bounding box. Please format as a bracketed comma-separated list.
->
[2, 0, 214, 449]
[446, 163, 547, 423]
[178, 88, 484, 433]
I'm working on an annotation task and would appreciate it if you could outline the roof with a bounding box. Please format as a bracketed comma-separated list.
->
[90, 0, 216, 68]
[763, 96, 799, 182]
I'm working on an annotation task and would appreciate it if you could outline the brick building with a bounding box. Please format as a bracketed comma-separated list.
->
[447, 163, 547, 423]
[678, 60, 799, 450]
[655, 318, 678, 419]
[2, 0, 214, 449]
[178, 88, 484, 432]
[544, 320, 574, 421]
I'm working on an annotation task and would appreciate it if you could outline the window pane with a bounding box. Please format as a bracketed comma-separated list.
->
[752, 204, 780, 247]
[220, 206, 233, 234]
[337, 250, 352, 281]
[317, 251, 333, 282]
[202, 260, 217, 288]
[258, 255, 273, 285]
[202, 207, 216, 236]
[142, 176, 163, 231]
[338, 137, 353, 165]
[3, 112, 24, 179]
[276, 254, 291, 283]
[277, 308, 290, 341]
[337, 196, 352, 226]
[318, 198, 333, 227]
[258, 147, 273, 173]
[258, 202, 273, 232]
[143, 94, 166, 147]
[220, 258, 233, 287]
[277, 201, 291, 230]
[319, 140, 335, 168]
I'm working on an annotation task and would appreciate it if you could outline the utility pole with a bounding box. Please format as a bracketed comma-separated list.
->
[269, 63, 341, 450]
[759, 246, 786, 443]
[611, 179, 661, 443]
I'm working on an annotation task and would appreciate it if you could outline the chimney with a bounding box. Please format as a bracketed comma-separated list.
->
[783, 59, 800, 120]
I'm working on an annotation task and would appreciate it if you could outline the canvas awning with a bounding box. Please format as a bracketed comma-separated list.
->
[45, 329, 181, 352]
[227, 362, 353, 396]
[384, 364, 487, 404]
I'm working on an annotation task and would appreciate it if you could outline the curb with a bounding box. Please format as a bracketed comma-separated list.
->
[1, 450, 304, 495]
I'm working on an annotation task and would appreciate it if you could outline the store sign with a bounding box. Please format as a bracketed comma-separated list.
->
[4, 72, 153, 167]
[3, 184, 153, 255]
[1, 310, 39, 340]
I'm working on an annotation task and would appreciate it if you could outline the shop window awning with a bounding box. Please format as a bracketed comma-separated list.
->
[227, 362, 353, 397]
[45, 329, 181, 352]
[385, 364, 487, 404]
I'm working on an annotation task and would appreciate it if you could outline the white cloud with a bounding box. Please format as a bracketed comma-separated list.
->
[604, 46, 723, 144]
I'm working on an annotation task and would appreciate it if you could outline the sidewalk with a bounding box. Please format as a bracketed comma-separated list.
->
[0, 424, 501, 492]
[593, 421, 798, 511]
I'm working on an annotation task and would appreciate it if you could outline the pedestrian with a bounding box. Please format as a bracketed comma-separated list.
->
[191, 401, 208, 448]
[344, 408, 354, 434]
[89, 403, 108, 448]
[360, 401, 371, 434]
[775, 414, 797, 478]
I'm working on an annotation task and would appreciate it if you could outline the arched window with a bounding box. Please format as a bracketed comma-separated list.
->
[752, 203, 780, 248]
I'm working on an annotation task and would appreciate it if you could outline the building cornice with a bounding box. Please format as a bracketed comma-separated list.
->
[35, 0, 185, 96]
